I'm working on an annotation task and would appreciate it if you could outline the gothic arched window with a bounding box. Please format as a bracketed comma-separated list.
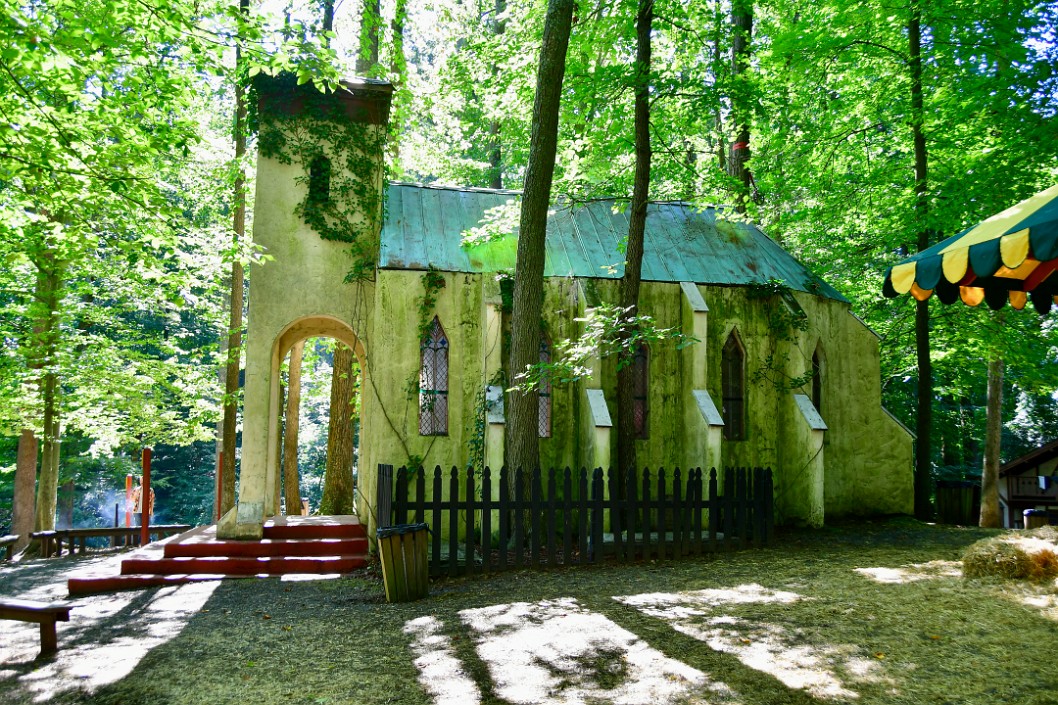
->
[539, 336, 552, 438]
[722, 331, 746, 440]
[419, 317, 448, 436]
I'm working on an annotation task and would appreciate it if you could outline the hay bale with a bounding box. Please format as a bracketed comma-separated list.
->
[962, 533, 1058, 582]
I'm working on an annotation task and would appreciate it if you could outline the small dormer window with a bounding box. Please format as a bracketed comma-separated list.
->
[308, 155, 331, 204]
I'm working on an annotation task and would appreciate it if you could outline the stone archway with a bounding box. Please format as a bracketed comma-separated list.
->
[220, 313, 369, 540]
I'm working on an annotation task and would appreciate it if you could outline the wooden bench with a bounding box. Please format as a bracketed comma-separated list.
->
[0, 598, 72, 656]
[0, 535, 18, 561]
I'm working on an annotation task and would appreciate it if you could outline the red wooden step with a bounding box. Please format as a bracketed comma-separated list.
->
[68, 574, 233, 595]
[120, 555, 366, 576]
[263, 518, 365, 541]
[164, 537, 367, 558]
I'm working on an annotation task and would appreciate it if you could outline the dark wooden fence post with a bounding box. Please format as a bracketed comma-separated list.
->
[431, 467, 443, 574]
[641, 468, 653, 561]
[514, 468, 525, 568]
[562, 468, 573, 565]
[577, 468, 589, 564]
[482, 467, 493, 573]
[499, 466, 510, 571]
[546, 468, 558, 567]
[376, 465, 394, 529]
[395, 467, 409, 525]
[708, 468, 719, 553]
[656, 468, 667, 561]
[590, 468, 604, 562]
[465, 468, 476, 576]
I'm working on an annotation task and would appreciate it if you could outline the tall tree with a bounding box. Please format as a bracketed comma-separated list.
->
[219, 0, 251, 519]
[980, 356, 1003, 527]
[506, 0, 576, 477]
[283, 341, 305, 515]
[727, 0, 754, 212]
[320, 345, 357, 514]
[908, 0, 933, 520]
[615, 0, 654, 475]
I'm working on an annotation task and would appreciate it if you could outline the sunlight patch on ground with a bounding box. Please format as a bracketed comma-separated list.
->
[403, 616, 481, 705]
[616, 584, 880, 700]
[459, 597, 725, 705]
[0, 578, 218, 703]
[854, 561, 962, 584]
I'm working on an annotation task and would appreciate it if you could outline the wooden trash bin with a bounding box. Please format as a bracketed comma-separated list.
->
[1024, 509, 1050, 530]
[377, 523, 429, 603]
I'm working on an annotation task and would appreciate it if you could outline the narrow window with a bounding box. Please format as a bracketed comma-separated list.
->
[309, 155, 331, 204]
[419, 317, 448, 436]
[722, 331, 746, 440]
[538, 336, 552, 438]
[633, 343, 649, 439]
[811, 348, 823, 413]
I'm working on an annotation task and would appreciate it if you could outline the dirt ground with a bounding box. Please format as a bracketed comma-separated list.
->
[1, 518, 1056, 705]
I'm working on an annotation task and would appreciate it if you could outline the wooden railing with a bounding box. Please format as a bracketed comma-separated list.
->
[377, 465, 774, 578]
[1009, 475, 1058, 500]
[29, 525, 192, 557]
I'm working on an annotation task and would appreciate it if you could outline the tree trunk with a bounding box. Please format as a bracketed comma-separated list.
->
[727, 0, 753, 212]
[356, 0, 381, 76]
[32, 254, 62, 534]
[321, 345, 356, 515]
[615, 0, 653, 477]
[283, 340, 305, 515]
[12, 429, 37, 552]
[505, 0, 575, 481]
[220, 0, 250, 518]
[34, 369, 60, 532]
[979, 356, 1003, 528]
[909, 0, 933, 520]
[273, 381, 285, 515]
[487, 0, 507, 189]
[389, 0, 408, 164]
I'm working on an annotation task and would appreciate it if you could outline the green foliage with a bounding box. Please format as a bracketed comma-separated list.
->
[255, 74, 387, 282]
[511, 305, 696, 392]
[417, 268, 447, 343]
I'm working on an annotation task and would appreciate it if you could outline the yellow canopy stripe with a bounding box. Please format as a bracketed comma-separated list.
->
[1009, 290, 1028, 310]
[1000, 229, 1031, 268]
[890, 261, 918, 294]
[942, 248, 969, 283]
[941, 184, 1058, 253]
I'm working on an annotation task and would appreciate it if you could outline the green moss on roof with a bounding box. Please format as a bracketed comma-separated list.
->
[379, 183, 846, 302]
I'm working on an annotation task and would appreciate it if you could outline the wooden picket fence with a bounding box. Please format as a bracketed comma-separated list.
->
[376, 464, 774, 577]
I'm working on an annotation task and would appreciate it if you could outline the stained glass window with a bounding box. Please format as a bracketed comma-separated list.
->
[722, 332, 746, 440]
[419, 317, 448, 435]
[539, 336, 552, 437]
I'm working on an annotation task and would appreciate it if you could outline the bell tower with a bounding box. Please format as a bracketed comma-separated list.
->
[218, 75, 393, 539]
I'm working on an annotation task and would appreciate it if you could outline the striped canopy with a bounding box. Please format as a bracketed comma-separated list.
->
[883, 184, 1058, 313]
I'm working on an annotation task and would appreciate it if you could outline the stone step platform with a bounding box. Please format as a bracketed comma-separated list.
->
[67, 516, 369, 596]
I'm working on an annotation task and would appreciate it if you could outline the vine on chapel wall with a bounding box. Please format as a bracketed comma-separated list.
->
[746, 278, 815, 391]
[253, 74, 388, 282]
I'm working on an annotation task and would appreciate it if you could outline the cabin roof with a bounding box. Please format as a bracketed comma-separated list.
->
[379, 183, 847, 302]
[1001, 438, 1058, 477]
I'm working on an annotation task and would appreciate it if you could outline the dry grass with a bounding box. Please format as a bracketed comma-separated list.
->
[962, 526, 1058, 582]
[2, 518, 1057, 705]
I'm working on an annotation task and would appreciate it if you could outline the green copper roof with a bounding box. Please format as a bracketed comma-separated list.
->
[380, 183, 847, 302]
